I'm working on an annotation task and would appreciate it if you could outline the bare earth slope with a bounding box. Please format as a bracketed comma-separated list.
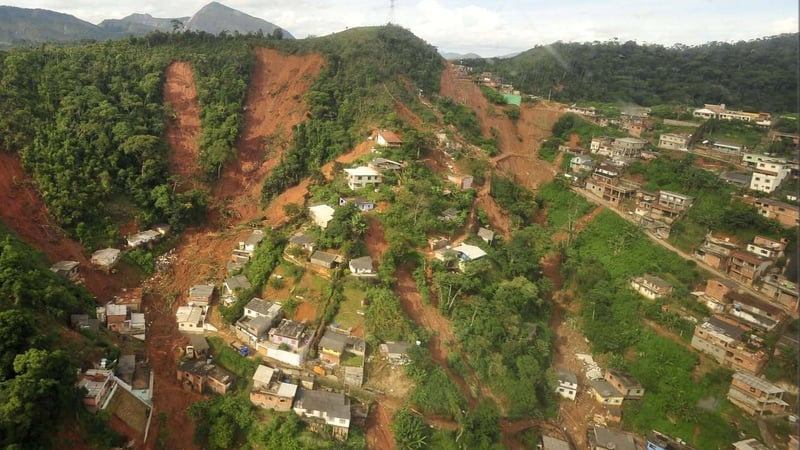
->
[0, 152, 138, 301]
[216, 47, 325, 221]
[439, 64, 563, 190]
[164, 61, 203, 191]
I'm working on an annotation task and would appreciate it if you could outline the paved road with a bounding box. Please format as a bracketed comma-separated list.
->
[569, 185, 780, 305]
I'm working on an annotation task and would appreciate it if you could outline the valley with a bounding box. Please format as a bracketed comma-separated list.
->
[0, 25, 796, 450]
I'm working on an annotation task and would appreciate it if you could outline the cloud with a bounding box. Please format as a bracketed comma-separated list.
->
[4, 0, 798, 56]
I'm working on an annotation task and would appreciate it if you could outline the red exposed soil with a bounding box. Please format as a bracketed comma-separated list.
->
[364, 217, 389, 261]
[0, 152, 137, 301]
[540, 206, 607, 450]
[365, 401, 397, 450]
[292, 301, 318, 323]
[439, 64, 564, 190]
[164, 61, 203, 191]
[142, 48, 327, 450]
[215, 48, 325, 221]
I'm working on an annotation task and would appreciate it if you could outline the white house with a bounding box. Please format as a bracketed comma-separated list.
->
[375, 130, 403, 147]
[349, 256, 375, 276]
[749, 160, 790, 193]
[308, 204, 336, 229]
[239, 230, 265, 255]
[451, 243, 487, 261]
[343, 166, 382, 190]
[176, 305, 205, 334]
[555, 368, 578, 401]
[293, 388, 351, 439]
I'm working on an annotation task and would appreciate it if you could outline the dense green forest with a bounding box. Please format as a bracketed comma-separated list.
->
[463, 34, 798, 112]
[0, 223, 123, 449]
[0, 26, 442, 246]
[0, 32, 275, 247]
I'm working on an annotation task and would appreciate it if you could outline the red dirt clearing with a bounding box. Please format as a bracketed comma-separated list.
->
[0, 152, 136, 301]
[215, 48, 325, 221]
[366, 402, 397, 450]
[164, 61, 203, 191]
[440, 64, 563, 191]
[292, 301, 318, 323]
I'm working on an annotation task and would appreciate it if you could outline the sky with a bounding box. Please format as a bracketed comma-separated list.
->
[6, 0, 799, 57]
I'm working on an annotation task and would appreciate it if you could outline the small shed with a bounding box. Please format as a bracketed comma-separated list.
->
[477, 227, 495, 245]
[91, 248, 121, 271]
[50, 260, 79, 279]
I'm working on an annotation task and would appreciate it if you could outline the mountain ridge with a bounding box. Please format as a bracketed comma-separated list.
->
[0, 1, 293, 46]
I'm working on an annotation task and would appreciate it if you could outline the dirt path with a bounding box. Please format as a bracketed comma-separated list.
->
[164, 61, 203, 192]
[215, 48, 324, 222]
[538, 205, 606, 450]
[365, 401, 398, 450]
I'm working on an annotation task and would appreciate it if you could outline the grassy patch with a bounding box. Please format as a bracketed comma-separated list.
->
[332, 283, 367, 329]
[535, 179, 594, 232]
[340, 352, 363, 367]
[207, 336, 259, 381]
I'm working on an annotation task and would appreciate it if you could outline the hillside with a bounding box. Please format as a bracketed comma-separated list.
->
[0, 5, 109, 46]
[0, 2, 293, 47]
[0, 23, 795, 450]
[463, 33, 799, 113]
[99, 13, 190, 35]
[184, 2, 293, 38]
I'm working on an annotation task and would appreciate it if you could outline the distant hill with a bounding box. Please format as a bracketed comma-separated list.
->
[0, 2, 293, 47]
[99, 13, 190, 35]
[0, 5, 109, 46]
[463, 34, 799, 113]
[440, 51, 482, 61]
[184, 2, 293, 38]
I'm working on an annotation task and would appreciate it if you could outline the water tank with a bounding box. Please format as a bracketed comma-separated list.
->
[100, 358, 107, 369]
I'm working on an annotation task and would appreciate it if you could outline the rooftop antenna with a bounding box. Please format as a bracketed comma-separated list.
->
[389, 0, 396, 24]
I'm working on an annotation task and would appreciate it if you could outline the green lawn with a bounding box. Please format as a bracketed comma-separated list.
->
[332, 282, 367, 330]
[341, 352, 364, 367]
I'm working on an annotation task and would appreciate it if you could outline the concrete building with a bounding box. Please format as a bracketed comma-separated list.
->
[343, 166, 381, 190]
[604, 369, 644, 399]
[751, 197, 799, 228]
[728, 250, 771, 286]
[50, 260, 79, 279]
[293, 388, 351, 439]
[657, 133, 690, 151]
[691, 316, 767, 374]
[727, 371, 788, 416]
[630, 274, 673, 300]
[555, 368, 578, 401]
[250, 365, 298, 412]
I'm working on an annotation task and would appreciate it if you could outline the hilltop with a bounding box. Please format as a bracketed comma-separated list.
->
[463, 34, 799, 113]
[0, 1, 292, 47]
